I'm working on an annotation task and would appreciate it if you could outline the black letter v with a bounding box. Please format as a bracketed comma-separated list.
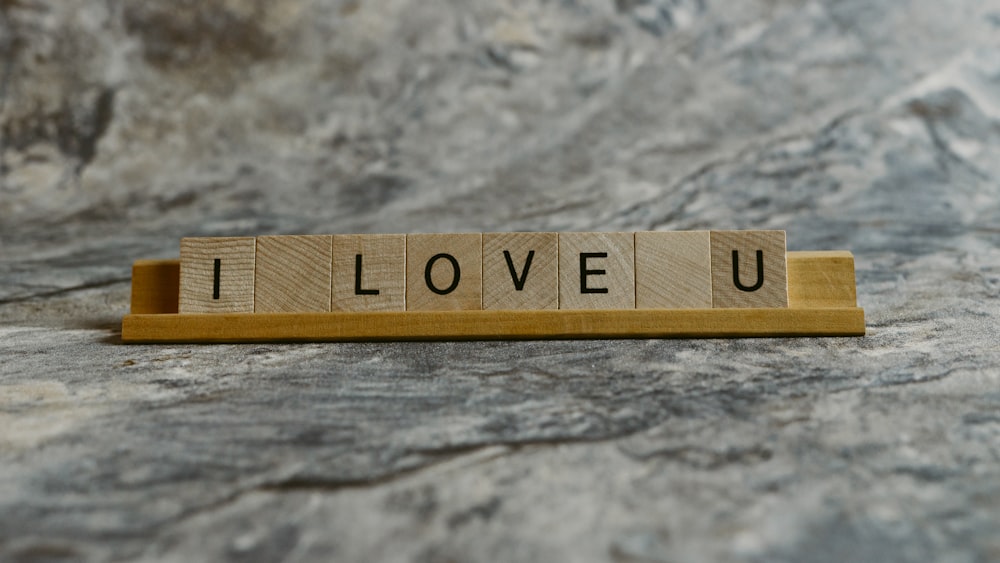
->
[503, 250, 535, 291]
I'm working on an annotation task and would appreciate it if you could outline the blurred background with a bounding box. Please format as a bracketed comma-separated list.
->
[3, 1, 997, 241]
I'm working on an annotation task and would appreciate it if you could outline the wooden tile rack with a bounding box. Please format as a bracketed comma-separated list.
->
[122, 250, 864, 343]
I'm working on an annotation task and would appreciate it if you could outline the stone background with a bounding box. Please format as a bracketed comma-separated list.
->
[2, 1, 1000, 561]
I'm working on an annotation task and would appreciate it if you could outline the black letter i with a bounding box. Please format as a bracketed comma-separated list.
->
[213, 259, 221, 300]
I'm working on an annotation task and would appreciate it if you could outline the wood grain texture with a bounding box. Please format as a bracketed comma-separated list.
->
[406, 233, 483, 310]
[179, 237, 256, 314]
[483, 232, 558, 310]
[710, 230, 788, 308]
[559, 232, 635, 310]
[125, 251, 862, 340]
[122, 308, 865, 342]
[255, 235, 333, 312]
[787, 251, 857, 308]
[131, 259, 179, 314]
[635, 231, 712, 309]
[332, 234, 406, 311]
[127, 252, 859, 316]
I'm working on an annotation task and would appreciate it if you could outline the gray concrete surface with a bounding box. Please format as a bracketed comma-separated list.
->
[2, 1, 999, 561]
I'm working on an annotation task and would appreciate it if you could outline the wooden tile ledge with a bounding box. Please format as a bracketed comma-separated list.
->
[122, 251, 865, 342]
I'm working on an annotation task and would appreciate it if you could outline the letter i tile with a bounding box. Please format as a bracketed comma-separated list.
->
[179, 237, 256, 314]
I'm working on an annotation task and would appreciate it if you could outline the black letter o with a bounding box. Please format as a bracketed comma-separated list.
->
[424, 253, 461, 295]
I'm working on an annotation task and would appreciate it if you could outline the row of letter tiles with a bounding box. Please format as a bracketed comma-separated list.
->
[177, 231, 788, 314]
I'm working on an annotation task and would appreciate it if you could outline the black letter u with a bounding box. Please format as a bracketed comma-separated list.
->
[732, 250, 765, 292]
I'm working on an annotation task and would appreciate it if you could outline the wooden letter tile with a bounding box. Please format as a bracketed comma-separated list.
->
[406, 234, 483, 310]
[559, 232, 635, 310]
[179, 237, 256, 314]
[332, 234, 406, 311]
[710, 230, 788, 308]
[635, 231, 712, 309]
[255, 235, 333, 312]
[483, 232, 558, 310]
